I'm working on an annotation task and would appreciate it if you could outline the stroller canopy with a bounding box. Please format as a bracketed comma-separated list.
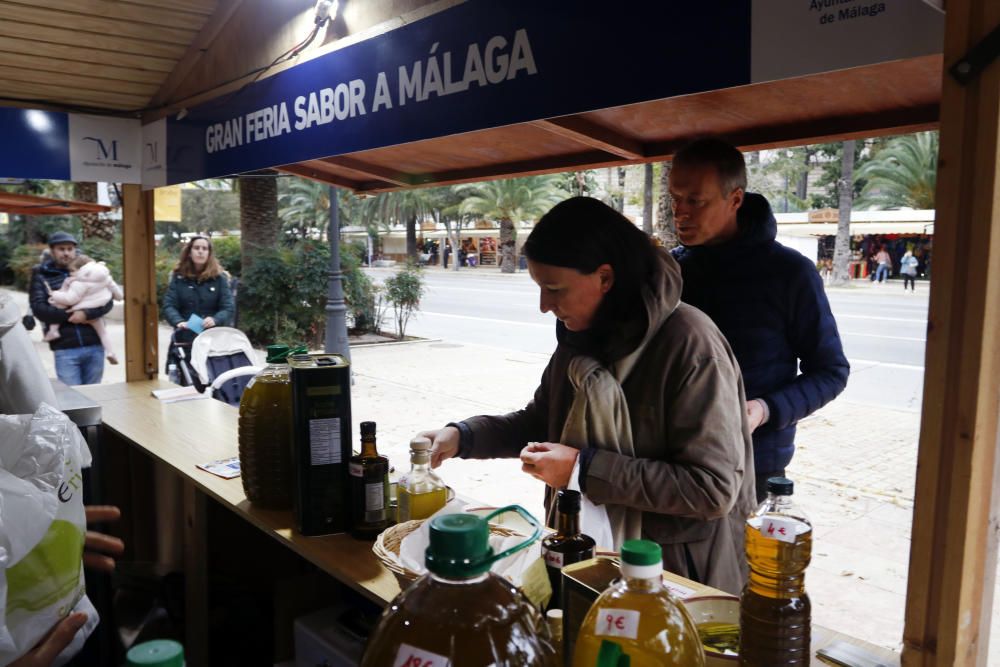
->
[190, 327, 258, 386]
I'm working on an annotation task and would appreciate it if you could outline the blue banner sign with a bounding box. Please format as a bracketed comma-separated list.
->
[0, 108, 70, 181]
[162, 0, 751, 185]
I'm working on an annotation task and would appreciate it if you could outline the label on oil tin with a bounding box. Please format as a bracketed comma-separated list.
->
[308, 417, 342, 465]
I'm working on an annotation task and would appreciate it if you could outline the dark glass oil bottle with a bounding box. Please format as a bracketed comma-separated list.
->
[542, 490, 595, 611]
[349, 421, 390, 539]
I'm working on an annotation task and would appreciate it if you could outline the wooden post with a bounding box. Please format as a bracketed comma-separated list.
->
[903, 1, 1000, 664]
[121, 184, 158, 381]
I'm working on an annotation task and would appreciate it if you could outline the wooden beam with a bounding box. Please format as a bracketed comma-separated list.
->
[148, 0, 243, 109]
[902, 0, 1000, 664]
[277, 162, 369, 191]
[319, 156, 414, 187]
[121, 185, 158, 382]
[533, 117, 646, 159]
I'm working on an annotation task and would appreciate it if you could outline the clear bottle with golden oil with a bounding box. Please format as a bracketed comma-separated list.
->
[740, 477, 812, 666]
[396, 436, 448, 521]
[238, 344, 294, 509]
[572, 540, 705, 666]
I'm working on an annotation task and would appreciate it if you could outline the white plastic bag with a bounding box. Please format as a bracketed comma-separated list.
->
[566, 458, 615, 550]
[0, 403, 98, 665]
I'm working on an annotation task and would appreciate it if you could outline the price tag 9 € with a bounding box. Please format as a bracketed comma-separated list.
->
[596, 608, 640, 639]
[393, 643, 450, 667]
[759, 516, 797, 544]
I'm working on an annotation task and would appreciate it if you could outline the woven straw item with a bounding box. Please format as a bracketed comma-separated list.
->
[372, 518, 524, 588]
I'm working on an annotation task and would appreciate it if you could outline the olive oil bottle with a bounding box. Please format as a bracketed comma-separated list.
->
[740, 477, 812, 666]
[572, 540, 704, 666]
[349, 421, 390, 539]
[238, 344, 293, 509]
[542, 490, 595, 611]
[396, 436, 448, 521]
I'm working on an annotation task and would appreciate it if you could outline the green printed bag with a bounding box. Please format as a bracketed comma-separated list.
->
[0, 403, 98, 665]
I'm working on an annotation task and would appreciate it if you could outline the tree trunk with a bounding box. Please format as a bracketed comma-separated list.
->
[499, 217, 516, 274]
[796, 150, 810, 202]
[656, 162, 677, 248]
[75, 182, 114, 240]
[406, 213, 418, 262]
[642, 163, 653, 235]
[239, 175, 279, 274]
[831, 140, 856, 286]
[612, 167, 626, 212]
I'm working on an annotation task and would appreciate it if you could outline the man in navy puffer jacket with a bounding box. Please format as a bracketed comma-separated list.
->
[669, 139, 849, 501]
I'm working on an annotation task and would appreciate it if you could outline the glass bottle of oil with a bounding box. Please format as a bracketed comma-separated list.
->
[349, 421, 390, 539]
[396, 436, 448, 521]
[543, 489, 595, 611]
[360, 506, 557, 666]
[572, 540, 704, 667]
[740, 477, 812, 666]
[237, 344, 294, 509]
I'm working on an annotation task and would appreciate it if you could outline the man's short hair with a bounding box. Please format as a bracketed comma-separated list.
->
[673, 138, 748, 196]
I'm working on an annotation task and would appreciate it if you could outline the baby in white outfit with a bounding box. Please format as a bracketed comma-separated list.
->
[46, 254, 124, 364]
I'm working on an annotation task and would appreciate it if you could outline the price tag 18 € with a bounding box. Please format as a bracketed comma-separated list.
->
[393, 643, 450, 667]
[596, 608, 640, 639]
[759, 516, 798, 544]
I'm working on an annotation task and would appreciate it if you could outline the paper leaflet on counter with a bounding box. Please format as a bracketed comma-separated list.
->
[196, 457, 241, 479]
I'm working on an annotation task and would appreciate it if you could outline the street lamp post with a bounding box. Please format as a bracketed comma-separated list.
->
[325, 186, 350, 361]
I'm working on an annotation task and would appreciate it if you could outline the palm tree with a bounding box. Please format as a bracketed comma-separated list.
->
[278, 177, 330, 239]
[831, 140, 856, 286]
[357, 189, 436, 261]
[855, 132, 938, 210]
[457, 176, 564, 273]
[239, 174, 279, 274]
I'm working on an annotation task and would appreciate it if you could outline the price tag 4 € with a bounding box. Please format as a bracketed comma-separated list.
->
[759, 516, 798, 544]
[595, 608, 640, 640]
[393, 643, 450, 667]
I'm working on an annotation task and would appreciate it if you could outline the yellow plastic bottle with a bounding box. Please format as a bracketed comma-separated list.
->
[740, 476, 812, 666]
[396, 436, 448, 521]
[361, 506, 557, 666]
[572, 540, 705, 667]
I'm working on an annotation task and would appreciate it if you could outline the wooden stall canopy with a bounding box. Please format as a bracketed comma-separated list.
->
[0, 191, 111, 215]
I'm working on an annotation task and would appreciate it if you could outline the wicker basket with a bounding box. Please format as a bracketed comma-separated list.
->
[372, 518, 524, 588]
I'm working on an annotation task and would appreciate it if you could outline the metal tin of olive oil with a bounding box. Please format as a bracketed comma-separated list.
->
[289, 353, 352, 536]
[560, 557, 621, 666]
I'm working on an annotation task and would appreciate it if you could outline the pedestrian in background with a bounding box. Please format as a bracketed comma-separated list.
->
[669, 138, 849, 501]
[900, 249, 918, 293]
[162, 236, 234, 344]
[874, 245, 892, 284]
[29, 232, 114, 385]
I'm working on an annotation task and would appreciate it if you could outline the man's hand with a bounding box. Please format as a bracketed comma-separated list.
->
[420, 427, 460, 468]
[8, 612, 87, 667]
[203, 316, 216, 329]
[519, 442, 579, 489]
[176, 322, 188, 330]
[83, 505, 124, 573]
[747, 399, 769, 433]
[67, 311, 87, 324]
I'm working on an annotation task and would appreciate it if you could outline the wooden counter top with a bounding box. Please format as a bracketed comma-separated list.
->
[78, 379, 402, 606]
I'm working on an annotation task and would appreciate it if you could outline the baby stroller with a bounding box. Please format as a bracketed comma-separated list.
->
[166, 327, 261, 406]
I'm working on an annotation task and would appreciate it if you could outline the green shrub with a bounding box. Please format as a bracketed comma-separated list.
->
[0, 237, 12, 284]
[212, 235, 242, 278]
[10, 244, 46, 290]
[156, 247, 180, 314]
[238, 240, 330, 347]
[341, 239, 384, 334]
[384, 263, 425, 339]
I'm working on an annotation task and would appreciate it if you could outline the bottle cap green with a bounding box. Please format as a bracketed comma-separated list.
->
[621, 539, 661, 566]
[126, 639, 185, 667]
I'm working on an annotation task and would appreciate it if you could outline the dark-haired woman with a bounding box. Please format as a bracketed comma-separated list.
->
[162, 236, 234, 345]
[419, 196, 755, 594]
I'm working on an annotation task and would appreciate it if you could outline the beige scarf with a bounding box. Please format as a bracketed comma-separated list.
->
[559, 337, 652, 549]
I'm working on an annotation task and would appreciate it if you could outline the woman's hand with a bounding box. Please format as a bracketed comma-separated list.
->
[203, 316, 216, 329]
[83, 505, 124, 573]
[420, 427, 460, 468]
[520, 442, 579, 488]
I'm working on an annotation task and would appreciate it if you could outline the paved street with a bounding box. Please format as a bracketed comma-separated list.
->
[371, 265, 930, 413]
